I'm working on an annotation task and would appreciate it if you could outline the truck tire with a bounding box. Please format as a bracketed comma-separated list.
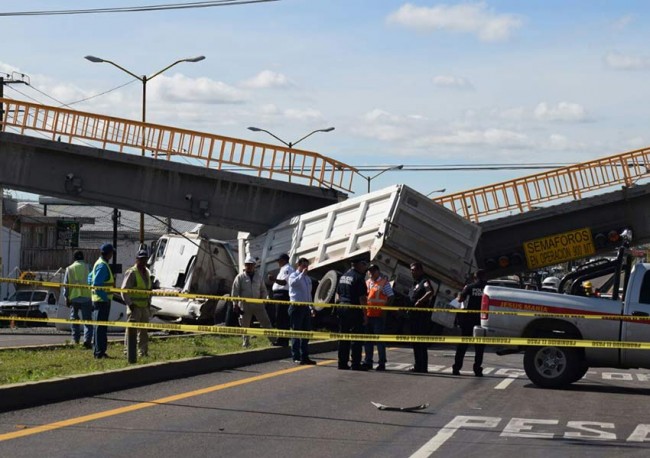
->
[213, 295, 232, 325]
[523, 345, 581, 388]
[313, 270, 339, 311]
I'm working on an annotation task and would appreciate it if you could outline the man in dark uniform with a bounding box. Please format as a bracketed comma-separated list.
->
[336, 259, 369, 370]
[453, 269, 487, 376]
[408, 262, 435, 373]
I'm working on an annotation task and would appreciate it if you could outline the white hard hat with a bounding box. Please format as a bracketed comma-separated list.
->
[244, 255, 257, 265]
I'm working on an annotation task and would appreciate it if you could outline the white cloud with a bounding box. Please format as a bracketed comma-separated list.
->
[387, 2, 523, 42]
[240, 70, 293, 89]
[626, 136, 645, 149]
[150, 74, 248, 104]
[490, 106, 526, 121]
[611, 14, 635, 31]
[432, 75, 473, 90]
[354, 108, 529, 150]
[284, 108, 322, 120]
[604, 51, 650, 70]
[418, 128, 528, 148]
[253, 103, 323, 122]
[534, 102, 586, 122]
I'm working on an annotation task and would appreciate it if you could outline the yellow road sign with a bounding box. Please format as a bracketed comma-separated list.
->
[524, 227, 596, 269]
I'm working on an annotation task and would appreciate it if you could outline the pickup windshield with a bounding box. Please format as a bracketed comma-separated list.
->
[8, 291, 33, 301]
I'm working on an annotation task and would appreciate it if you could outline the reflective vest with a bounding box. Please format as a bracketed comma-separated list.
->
[127, 266, 152, 308]
[366, 276, 389, 317]
[66, 261, 91, 300]
[90, 257, 114, 303]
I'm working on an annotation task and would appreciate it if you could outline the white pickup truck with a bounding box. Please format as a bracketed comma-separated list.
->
[475, 240, 650, 388]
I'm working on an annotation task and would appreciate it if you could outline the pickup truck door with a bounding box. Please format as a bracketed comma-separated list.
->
[621, 266, 650, 368]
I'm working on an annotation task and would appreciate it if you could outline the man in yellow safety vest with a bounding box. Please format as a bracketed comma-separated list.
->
[63, 251, 93, 348]
[121, 248, 152, 357]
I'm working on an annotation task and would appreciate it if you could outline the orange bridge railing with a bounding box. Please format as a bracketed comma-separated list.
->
[0, 98, 357, 192]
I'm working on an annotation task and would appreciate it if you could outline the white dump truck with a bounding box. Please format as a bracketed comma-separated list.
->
[240, 184, 482, 330]
[148, 230, 238, 323]
[475, 232, 650, 388]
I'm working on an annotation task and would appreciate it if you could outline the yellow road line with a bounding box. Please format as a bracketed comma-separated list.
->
[0, 360, 334, 442]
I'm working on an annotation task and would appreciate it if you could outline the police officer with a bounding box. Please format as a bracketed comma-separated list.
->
[336, 259, 368, 370]
[408, 262, 435, 373]
[452, 269, 487, 376]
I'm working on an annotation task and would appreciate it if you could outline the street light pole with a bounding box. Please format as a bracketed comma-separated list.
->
[247, 127, 335, 181]
[85, 55, 205, 245]
[426, 188, 446, 197]
[363, 165, 404, 193]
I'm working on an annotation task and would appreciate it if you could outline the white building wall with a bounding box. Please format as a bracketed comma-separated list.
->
[1, 226, 21, 300]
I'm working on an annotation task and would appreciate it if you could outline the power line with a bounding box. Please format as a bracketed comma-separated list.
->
[0, 0, 279, 17]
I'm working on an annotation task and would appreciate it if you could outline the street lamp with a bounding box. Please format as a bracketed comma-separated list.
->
[426, 188, 446, 197]
[247, 126, 335, 181]
[363, 165, 403, 193]
[85, 54, 205, 243]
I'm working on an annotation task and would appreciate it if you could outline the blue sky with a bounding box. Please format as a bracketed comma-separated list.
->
[2, 1, 650, 197]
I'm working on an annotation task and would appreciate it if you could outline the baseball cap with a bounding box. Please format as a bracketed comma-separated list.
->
[100, 243, 114, 254]
[244, 255, 257, 264]
[136, 249, 149, 259]
[276, 253, 290, 262]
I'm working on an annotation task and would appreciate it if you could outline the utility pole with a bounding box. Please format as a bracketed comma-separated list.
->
[0, 74, 33, 293]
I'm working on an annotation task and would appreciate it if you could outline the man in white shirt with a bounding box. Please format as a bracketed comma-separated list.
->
[269, 253, 294, 347]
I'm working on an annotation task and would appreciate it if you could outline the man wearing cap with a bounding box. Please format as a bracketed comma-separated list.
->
[453, 269, 487, 376]
[269, 253, 294, 347]
[336, 259, 369, 370]
[88, 243, 115, 359]
[63, 250, 93, 348]
[231, 256, 274, 348]
[121, 248, 152, 357]
[362, 264, 394, 371]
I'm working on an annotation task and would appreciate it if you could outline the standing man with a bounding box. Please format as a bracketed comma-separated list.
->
[121, 248, 152, 357]
[336, 259, 368, 370]
[89, 243, 115, 359]
[363, 264, 394, 371]
[63, 250, 93, 349]
[232, 256, 273, 348]
[408, 262, 435, 373]
[269, 253, 294, 347]
[288, 257, 316, 365]
[453, 269, 487, 376]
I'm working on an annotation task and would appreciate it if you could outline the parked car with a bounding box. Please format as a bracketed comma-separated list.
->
[0, 289, 58, 325]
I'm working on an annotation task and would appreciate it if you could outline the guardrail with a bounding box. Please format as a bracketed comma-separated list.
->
[0, 98, 357, 192]
[433, 147, 650, 221]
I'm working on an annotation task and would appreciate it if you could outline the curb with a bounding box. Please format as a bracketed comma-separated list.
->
[0, 340, 338, 413]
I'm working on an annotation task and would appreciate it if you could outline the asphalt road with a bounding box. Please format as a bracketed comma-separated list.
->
[1, 346, 649, 457]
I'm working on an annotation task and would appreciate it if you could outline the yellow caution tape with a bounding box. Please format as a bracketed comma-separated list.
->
[2, 277, 650, 322]
[2, 315, 650, 350]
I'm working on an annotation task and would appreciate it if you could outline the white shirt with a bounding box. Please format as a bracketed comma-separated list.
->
[272, 263, 295, 292]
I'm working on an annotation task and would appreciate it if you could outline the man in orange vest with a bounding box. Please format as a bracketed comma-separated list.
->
[362, 264, 394, 371]
[121, 248, 152, 357]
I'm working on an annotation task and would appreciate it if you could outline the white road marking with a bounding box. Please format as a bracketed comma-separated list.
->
[494, 377, 517, 390]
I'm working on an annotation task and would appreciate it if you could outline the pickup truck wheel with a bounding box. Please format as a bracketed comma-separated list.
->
[523, 346, 581, 389]
[313, 270, 339, 310]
